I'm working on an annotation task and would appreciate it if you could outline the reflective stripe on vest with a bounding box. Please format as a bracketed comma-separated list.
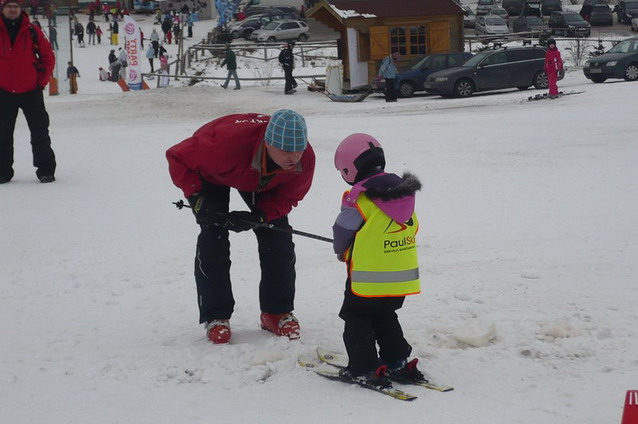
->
[350, 194, 420, 298]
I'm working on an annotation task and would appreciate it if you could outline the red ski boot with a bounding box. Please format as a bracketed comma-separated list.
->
[260, 312, 300, 340]
[205, 319, 231, 344]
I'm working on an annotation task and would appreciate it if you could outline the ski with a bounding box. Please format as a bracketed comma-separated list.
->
[298, 355, 418, 401]
[316, 347, 454, 392]
[528, 90, 584, 101]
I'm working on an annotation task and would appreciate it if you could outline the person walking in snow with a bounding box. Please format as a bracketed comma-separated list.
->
[150, 28, 159, 57]
[544, 38, 563, 99]
[65, 61, 80, 94]
[95, 24, 103, 44]
[117, 47, 127, 80]
[220, 43, 240, 90]
[331, 133, 424, 388]
[145, 44, 155, 72]
[166, 109, 316, 345]
[161, 16, 171, 42]
[0, 0, 57, 184]
[377, 50, 400, 102]
[86, 19, 96, 45]
[278, 41, 297, 94]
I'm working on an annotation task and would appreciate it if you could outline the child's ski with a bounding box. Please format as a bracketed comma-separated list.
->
[527, 90, 584, 101]
[297, 355, 417, 401]
[316, 347, 454, 392]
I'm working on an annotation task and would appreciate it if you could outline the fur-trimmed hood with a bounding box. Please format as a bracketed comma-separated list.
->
[363, 172, 421, 223]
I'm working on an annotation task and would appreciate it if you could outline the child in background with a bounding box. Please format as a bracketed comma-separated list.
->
[332, 133, 424, 389]
[66, 61, 80, 94]
[544, 38, 564, 99]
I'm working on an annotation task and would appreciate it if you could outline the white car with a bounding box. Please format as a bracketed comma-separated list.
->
[251, 19, 309, 42]
[475, 15, 509, 34]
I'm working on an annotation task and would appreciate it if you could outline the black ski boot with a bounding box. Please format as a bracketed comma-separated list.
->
[339, 365, 392, 389]
[386, 358, 428, 384]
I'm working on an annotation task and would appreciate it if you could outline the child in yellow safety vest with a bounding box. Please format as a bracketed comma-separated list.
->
[332, 133, 424, 389]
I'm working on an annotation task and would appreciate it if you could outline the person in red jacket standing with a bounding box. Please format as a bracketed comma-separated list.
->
[166, 110, 316, 344]
[544, 38, 563, 99]
[0, 0, 56, 183]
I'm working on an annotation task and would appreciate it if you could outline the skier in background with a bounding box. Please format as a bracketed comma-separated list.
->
[544, 38, 563, 99]
[332, 133, 424, 388]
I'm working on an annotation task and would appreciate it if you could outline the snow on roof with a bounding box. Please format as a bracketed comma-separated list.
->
[329, 3, 377, 19]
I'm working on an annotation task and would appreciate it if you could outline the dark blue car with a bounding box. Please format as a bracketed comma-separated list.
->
[374, 52, 473, 98]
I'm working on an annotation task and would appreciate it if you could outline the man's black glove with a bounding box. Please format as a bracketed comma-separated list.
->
[187, 194, 220, 226]
[224, 210, 266, 233]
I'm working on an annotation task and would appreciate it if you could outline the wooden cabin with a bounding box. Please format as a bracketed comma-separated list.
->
[307, 0, 466, 89]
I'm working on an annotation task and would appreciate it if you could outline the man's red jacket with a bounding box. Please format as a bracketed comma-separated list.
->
[0, 12, 55, 93]
[166, 113, 316, 222]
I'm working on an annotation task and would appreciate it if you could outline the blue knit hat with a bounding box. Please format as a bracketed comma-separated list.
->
[264, 109, 308, 152]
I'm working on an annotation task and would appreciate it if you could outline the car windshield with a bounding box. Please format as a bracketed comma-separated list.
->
[592, 5, 610, 12]
[485, 16, 505, 25]
[410, 57, 431, 70]
[564, 14, 585, 23]
[263, 22, 279, 30]
[608, 39, 638, 53]
[463, 51, 492, 67]
[527, 16, 544, 25]
[478, 0, 493, 4]
[626, 2, 638, 9]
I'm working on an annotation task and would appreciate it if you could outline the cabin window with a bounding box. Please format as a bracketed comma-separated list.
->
[390, 25, 426, 56]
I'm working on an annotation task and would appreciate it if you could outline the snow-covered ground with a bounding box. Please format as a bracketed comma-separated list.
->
[2, 11, 638, 424]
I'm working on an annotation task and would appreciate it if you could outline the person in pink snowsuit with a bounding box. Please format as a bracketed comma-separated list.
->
[544, 38, 563, 99]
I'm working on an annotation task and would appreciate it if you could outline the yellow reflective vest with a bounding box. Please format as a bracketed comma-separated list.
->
[348, 193, 421, 298]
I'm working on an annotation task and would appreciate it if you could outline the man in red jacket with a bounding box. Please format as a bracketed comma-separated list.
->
[0, 0, 56, 183]
[167, 110, 315, 344]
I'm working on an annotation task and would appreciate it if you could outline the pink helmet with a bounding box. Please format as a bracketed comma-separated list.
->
[334, 133, 385, 184]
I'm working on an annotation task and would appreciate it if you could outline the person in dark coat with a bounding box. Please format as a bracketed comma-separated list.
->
[0, 0, 56, 183]
[165, 110, 315, 345]
[108, 48, 116, 64]
[161, 16, 171, 42]
[86, 19, 96, 44]
[220, 43, 240, 90]
[278, 42, 297, 94]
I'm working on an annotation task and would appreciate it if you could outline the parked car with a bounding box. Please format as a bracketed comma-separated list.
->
[488, 7, 510, 24]
[229, 14, 284, 39]
[523, 0, 543, 17]
[251, 19, 309, 42]
[502, 0, 524, 17]
[244, 6, 299, 19]
[477, 0, 497, 15]
[589, 4, 614, 26]
[423, 46, 549, 97]
[462, 5, 476, 28]
[548, 11, 591, 37]
[583, 36, 638, 83]
[541, 0, 562, 16]
[615, 1, 638, 24]
[373, 52, 474, 97]
[476, 15, 510, 34]
[512, 15, 549, 34]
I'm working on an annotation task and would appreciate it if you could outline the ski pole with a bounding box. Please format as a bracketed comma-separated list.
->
[173, 200, 334, 243]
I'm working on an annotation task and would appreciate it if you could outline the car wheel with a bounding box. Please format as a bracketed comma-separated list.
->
[590, 75, 607, 83]
[533, 71, 548, 89]
[298, 33, 308, 42]
[517, 86, 530, 90]
[267, 36, 276, 42]
[399, 81, 415, 98]
[231, 30, 239, 39]
[625, 63, 638, 81]
[454, 79, 474, 97]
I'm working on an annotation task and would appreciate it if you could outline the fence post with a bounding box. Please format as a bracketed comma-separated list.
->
[301, 45, 305, 67]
